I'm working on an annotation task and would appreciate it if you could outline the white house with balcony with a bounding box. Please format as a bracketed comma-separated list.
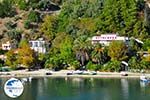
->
[92, 34, 129, 46]
[2, 41, 12, 50]
[29, 39, 46, 54]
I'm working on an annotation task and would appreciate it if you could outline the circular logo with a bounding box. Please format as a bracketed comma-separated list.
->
[4, 78, 24, 98]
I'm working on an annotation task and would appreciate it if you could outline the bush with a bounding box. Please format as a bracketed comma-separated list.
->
[24, 20, 30, 29]
[70, 60, 80, 70]
[102, 60, 121, 72]
[45, 55, 63, 70]
[16, 0, 28, 10]
[6, 29, 22, 42]
[27, 11, 41, 23]
[86, 61, 101, 71]
[0, 0, 16, 18]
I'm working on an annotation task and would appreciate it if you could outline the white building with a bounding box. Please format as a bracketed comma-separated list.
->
[0, 55, 6, 60]
[92, 34, 129, 46]
[29, 40, 46, 54]
[2, 41, 12, 50]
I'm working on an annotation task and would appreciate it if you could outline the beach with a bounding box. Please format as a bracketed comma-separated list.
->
[0, 69, 148, 78]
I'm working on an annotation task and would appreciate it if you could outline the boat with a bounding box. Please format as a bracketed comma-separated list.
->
[140, 75, 150, 83]
[83, 70, 96, 75]
[120, 71, 128, 76]
[73, 70, 83, 75]
[67, 70, 97, 75]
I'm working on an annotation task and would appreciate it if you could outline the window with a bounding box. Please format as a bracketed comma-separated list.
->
[29, 42, 33, 47]
[34, 42, 38, 47]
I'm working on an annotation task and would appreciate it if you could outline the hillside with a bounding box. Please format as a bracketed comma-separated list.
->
[0, 0, 150, 71]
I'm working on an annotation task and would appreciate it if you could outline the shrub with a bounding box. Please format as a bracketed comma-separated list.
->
[27, 10, 41, 23]
[86, 61, 101, 71]
[70, 60, 80, 70]
[103, 60, 121, 72]
[24, 20, 30, 29]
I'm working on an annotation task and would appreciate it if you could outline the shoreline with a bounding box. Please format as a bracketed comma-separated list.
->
[0, 69, 147, 78]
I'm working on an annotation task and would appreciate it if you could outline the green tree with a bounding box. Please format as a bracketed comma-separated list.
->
[108, 41, 128, 61]
[145, 49, 150, 62]
[73, 35, 92, 68]
[45, 54, 63, 69]
[15, 0, 28, 10]
[6, 29, 22, 43]
[27, 10, 41, 23]
[91, 44, 108, 65]
[45, 32, 67, 69]
[143, 39, 150, 51]
[24, 20, 30, 29]
[86, 61, 100, 71]
[18, 39, 35, 68]
[97, 0, 119, 33]
[129, 57, 141, 70]
[0, 0, 16, 18]
[60, 35, 74, 64]
[5, 50, 18, 69]
[104, 60, 121, 72]
[40, 15, 57, 41]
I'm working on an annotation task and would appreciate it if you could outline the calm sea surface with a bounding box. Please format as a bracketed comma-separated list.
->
[0, 77, 150, 100]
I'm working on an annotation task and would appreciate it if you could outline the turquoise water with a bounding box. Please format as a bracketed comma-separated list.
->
[0, 77, 150, 100]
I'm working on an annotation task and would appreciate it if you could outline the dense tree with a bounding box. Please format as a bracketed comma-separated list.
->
[24, 20, 31, 29]
[108, 41, 128, 61]
[1, 0, 150, 71]
[91, 44, 108, 65]
[5, 50, 18, 69]
[27, 10, 41, 23]
[145, 49, 150, 62]
[60, 35, 74, 64]
[45, 54, 63, 69]
[14, 0, 28, 10]
[40, 15, 57, 41]
[45, 33, 72, 69]
[142, 39, 150, 50]
[73, 36, 92, 68]
[104, 60, 121, 72]
[97, 0, 119, 33]
[128, 57, 145, 70]
[17, 39, 35, 68]
[6, 29, 22, 44]
[0, 0, 16, 18]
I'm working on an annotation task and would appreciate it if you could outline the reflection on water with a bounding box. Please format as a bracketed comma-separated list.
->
[140, 81, 147, 88]
[0, 77, 150, 100]
[121, 79, 129, 100]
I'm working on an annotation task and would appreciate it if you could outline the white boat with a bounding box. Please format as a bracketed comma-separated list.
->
[120, 71, 128, 76]
[140, 75, 150, 83]
[73, 70, 83, 74]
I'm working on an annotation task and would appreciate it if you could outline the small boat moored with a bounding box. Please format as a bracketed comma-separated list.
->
[140, 75, 150, 83]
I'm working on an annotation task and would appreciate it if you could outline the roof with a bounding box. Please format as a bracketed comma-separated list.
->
[92, 34, 128, 41]
[135, 39, 144, 44]
[121, 61, 128, 66]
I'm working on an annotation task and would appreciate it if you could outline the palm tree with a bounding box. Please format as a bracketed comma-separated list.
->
[91, 44, 109, 65]
[73, 35, 92, 69]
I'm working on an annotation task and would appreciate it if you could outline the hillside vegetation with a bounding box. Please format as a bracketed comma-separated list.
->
[0, 0, 150, 72]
